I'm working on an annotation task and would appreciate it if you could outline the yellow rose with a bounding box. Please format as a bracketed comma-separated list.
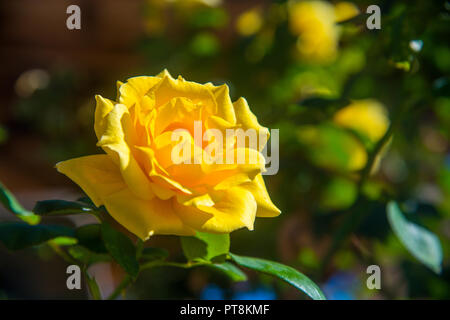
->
[56, 70, 280, 240]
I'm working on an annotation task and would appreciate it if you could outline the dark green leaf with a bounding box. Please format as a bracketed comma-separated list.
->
[387, 201, 443, 273]
[0, 222, 75, 250]
[181, 232, 230, 262]
[229, 253, 326, 300]
[101, 222, 139, 277]
[140, 247, 169, 262]
[34, 200, 94, 216]
[77, 196, 97, 208]
[68, 245, 111, 266]
[0, 181, 40, 225]
[76, 224, 107, 253]
[207, 262, 247, 282]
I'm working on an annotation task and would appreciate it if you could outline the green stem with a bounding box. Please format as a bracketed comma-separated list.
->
[49, 242, 78, 264]
[357, 123, 395, 191]
[107, 274, 132, 300]
[84, 269, 102, 300]
[140, 260, 207, 270]
[106, 261, 207, 300]
[89, 209, 103, 223]
[320, 99, 411, 274]
[136, 239, 144, 260]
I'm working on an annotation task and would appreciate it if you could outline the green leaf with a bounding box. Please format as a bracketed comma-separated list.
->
[0, 222, 75, 250]
[77, 196, 97, 208]
[0, 181, 40, 225]
[387, 201, 443, 273]
[101, 222, 139, 277]
[76, 224, 107, 253]
[207, 262, 248, 282]
[229, 253, 326, 300]
[68, 245, 111, 266]
[140, 247, 169, 262]
[181, 232, 230, 262]
[33, 200, 94, 216]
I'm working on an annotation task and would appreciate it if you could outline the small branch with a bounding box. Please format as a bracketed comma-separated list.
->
[106, 261, 207, 300]
[48, 242, 78, 265]
[136, 239, 144, 260]
[357, 124, 395, 191]
[107, 274, 132, 300]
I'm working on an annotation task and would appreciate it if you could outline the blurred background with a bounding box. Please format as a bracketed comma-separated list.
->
[0, 0, 449, 299]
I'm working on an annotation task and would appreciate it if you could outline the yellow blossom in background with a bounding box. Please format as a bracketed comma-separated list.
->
[334, 1, 360, 23]
[333, 99, 390, 143]
[236, 7, 264, 37]
[297, 124, 367, 171]
[289, 0, 339, 62]
[288, 1, 359, 63]
[56, 70, 280, 240]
